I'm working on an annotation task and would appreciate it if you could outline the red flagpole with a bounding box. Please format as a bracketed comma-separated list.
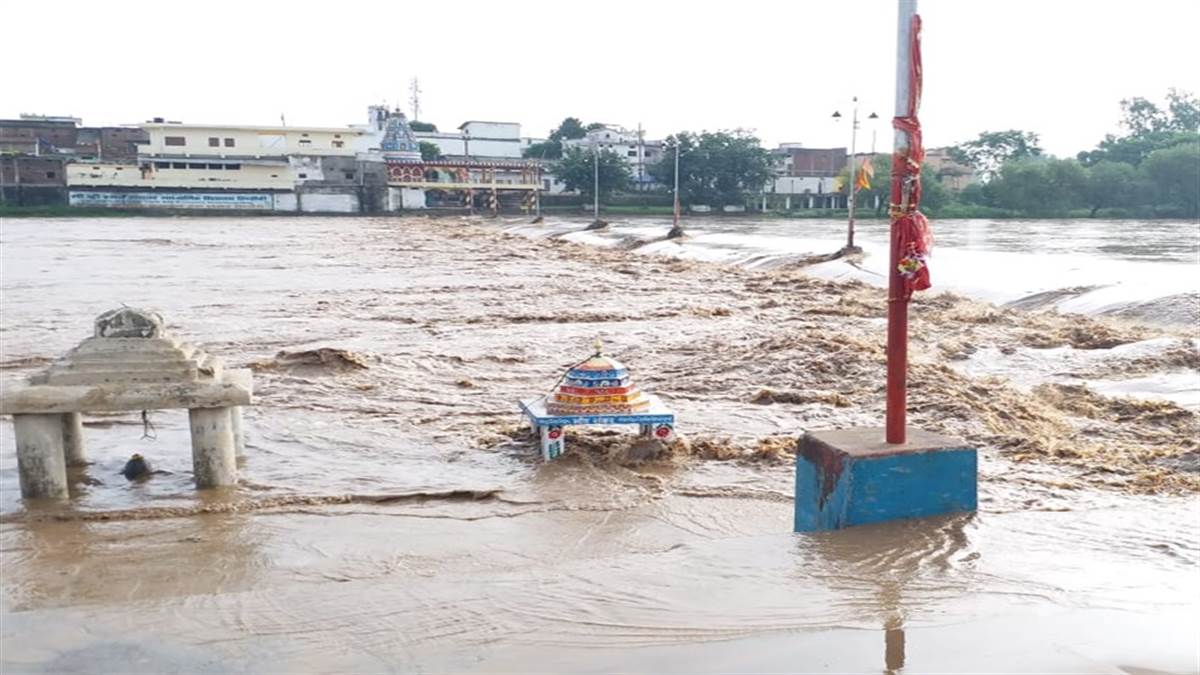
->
[886, 0, 923, 444]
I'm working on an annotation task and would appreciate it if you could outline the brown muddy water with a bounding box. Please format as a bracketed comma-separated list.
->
[0, 216, 1197, 673]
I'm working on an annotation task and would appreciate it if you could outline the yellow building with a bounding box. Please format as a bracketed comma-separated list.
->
[68, 161, 296, 191]
[138, 123, 367, 159]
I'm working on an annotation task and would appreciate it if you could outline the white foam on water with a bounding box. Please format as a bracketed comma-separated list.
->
[511, 216, 1199, 324]
[952, 338, 1200, 410]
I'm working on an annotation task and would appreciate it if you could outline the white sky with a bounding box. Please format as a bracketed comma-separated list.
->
[4, 0, 1197, 157]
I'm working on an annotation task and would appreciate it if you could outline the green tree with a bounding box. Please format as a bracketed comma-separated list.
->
[650, 130, 772, 207]
[990, 159, 1053, 214]
[523, 117, 593, 159]
[523, 140, 561, 159]
[957, 181, 994, 207]
[1119, 97, 1170, 137]
[1079, 89, 1199, 166]
[418, 141, 443, 161]
[1044, 158, 1087, 210]
[1141, 141, 1200, 217]
[549, 117, 587, 142]
[1165, 88, 1200, 133]
[949, 130, 1043, 180]
[920, 163, 950, 212]
[989, 157, 1087, 215]
[1083, 161, 1139, 216]
[554, 147, 630, 200]
[1078, 130, 1197, 166]
[410, 121, 437, 133]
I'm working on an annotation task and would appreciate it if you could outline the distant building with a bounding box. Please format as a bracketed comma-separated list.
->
[924, 147, 977, 191]
[561, 125, 664, 190]
[765, 145, 848, 208]
[0, 155, 67, 206]
[0, 115, 81, 205]
[0, 115, 80, 155]
[774, 146, 848, 178]
[74, 126, 148, 161]
[67, 108, 393, 212]
[65, 106, 542, 213]
[414, 121, 523, 160]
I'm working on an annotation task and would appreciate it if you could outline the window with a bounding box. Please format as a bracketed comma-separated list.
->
[208, 137, 219, 147]
[155, 162, 170, 169]
[543, 179, 551, 190]
[343, 171, 355, 180]
[301, 132, 310, 137]
[332, 141, 344, 148]
[172, 162, 187, 169]
[627, 150, 637, 157]
[298, 139, 312, 145]
[297, 173, 307, 179]
[208, 164, 224, 170]
[164, 136, 186, 146]
[334, 133, 341, 138]
[46, 171, 56, 179]
[225, 164, 241, 170]
[224, 138, 235, 147]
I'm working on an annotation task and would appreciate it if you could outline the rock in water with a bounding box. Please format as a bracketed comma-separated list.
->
[122, 454, 153, 480]
[94, 307, 164, 338]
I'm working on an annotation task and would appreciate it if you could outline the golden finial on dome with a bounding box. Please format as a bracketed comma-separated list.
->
[593, 337, 603, 357]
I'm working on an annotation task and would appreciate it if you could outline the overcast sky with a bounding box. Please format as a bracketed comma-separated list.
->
[5, 0, 1197, 157]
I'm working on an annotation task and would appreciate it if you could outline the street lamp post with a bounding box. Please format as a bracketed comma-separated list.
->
[673, 143, 680, 225]
[593, 141, 600, 221]
[832, 99, 878, 252]
[668, 141, 685, 238]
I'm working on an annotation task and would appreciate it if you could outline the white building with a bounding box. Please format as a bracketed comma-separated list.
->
[414, 121, 523, 159]
[67, 106, 407, 212]
[560, 125, 664, 190]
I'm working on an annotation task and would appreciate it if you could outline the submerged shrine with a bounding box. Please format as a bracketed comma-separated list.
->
[0, 308, 252, 499]
[520, 345, 675, 460]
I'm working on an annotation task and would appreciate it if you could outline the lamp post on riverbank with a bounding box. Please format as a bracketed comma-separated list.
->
[832, 100, 878, 252]
[665, 139, 690, 238]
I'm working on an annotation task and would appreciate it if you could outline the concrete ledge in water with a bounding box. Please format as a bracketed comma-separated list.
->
[0, 369, 252, 415]
[794, 427, 977, 532]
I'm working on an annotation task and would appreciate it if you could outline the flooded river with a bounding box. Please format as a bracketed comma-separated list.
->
[0, 215, 1197, 673]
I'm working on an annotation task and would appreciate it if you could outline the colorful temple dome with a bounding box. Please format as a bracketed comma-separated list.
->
[546, 353, 651, 415]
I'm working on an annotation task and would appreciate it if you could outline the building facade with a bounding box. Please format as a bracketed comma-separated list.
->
[924, 147, 977, 191]
[414, 121, 523, 159]
[560, 125, 664, 190]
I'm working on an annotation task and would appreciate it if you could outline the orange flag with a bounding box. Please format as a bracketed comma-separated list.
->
[855, 158, 874, 192]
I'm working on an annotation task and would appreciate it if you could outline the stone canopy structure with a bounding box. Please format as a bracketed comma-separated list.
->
[0, 308, 253, 499]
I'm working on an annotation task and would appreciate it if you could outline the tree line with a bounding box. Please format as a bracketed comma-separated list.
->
[947, 89, 1199, 218]
[530, 89, 1200, 217]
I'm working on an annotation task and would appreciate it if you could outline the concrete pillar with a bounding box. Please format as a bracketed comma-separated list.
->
[61, 412, 86, 466]
[13, 414, 69, 499]
[229, 406, 246, 458]
[189, 407, 237, 488]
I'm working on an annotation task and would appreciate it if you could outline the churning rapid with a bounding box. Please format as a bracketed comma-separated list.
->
[0, 215, 1197, 673]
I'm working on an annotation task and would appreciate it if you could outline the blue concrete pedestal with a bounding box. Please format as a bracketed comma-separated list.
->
[794, 427, 977, 532]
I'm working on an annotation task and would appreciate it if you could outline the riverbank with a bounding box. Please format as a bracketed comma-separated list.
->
[1, 215, 1196, 672]
[4, 202, 1194, 220]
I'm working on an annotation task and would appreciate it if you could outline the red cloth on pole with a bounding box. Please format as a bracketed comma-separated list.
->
[890, 14, 932, 299]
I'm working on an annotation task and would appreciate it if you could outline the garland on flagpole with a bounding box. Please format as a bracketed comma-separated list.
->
[890, 14, 933, 299]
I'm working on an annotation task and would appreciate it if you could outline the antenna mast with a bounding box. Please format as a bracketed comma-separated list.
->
[409, 77, 422, 121]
